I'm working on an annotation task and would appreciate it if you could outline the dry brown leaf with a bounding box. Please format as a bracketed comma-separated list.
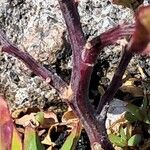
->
[120, 78, 143, 97]
[12, 107, 40, 119]
[61, 107, 80, 129]
[15, 111, 59, 129]
[42, 125, 58, 148]
[107, 114, 127, 134]
[40, 111, 58, 128]
[62, 110, 78, 123]
[15, 113, 36, 127]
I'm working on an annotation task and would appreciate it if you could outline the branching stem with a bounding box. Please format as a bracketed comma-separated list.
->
[0, 31, 68, 94]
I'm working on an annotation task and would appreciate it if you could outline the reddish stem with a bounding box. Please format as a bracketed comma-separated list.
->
[96, 48, 133, 115]
[82, 24, 135, 65]
[0, 31, 68, 94]
[58, 0, 86, 66]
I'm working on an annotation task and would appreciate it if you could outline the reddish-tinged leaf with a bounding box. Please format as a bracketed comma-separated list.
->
[24, 126, 45, 150]
[0, 97, 22, 150]
[0, 97, 13, 150]
[129, 5, 150, 55]
[60, 121, 82, 150]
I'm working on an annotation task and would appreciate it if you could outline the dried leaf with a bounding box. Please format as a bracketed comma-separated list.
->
[12, 107, 40, 119]
[41, 125, 57, 148]
[40, 111, 58, 128]
[62, 109, 78, 123]
[15, 111, 58, 128]
[15, 113, 36, 127]
[120, 78, 143, 97]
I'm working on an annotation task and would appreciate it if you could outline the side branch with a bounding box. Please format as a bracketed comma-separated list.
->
[81, 24, 135, 65]
[96, 49, 133, 115]
[0, 31, 68, 94]
[58, 0, 86, 66]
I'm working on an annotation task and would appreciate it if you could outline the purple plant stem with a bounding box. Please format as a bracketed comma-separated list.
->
[0, 31, 68, 94]
[69, 25, 134, 149]
[96, 48, 133, 115]
[82, 24, 135, 64]
[58, 0, 86, 66]
[55, 1, 135, 147]
[69, 62, 115, 150]
[0, 23, 134, 149]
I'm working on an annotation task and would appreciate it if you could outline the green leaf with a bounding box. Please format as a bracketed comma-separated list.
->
[109, 134, 126, 147]
[11, 126, 22, 150]
[35, 112, 44, 125]
[125, 112, 138, 123]
[128, 134, 142, 146]
[127, 103, 143, 121]
[24, 126, 45, 150]
[60, 122, 82, 150]
[119, 127, 127, 141]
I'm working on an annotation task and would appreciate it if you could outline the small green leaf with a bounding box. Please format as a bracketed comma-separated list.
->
[35, 112, 44, 125]
[109, 134, 126, 147]
[24, 126, 45, 150]
[60, 122, 82, 150]
[127, 103, 143, 121]
[128, 134, 142, 146]
[125, 112, 138, 123]
[12, 127, 22, 150]
[120, 127, 127, 141]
